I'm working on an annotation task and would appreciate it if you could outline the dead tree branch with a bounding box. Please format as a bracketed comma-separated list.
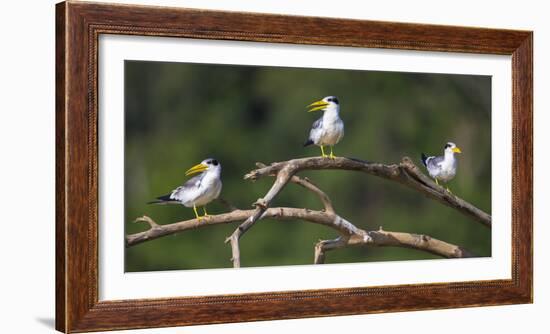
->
[313, 226, 474, 264]
[224, 163, 295, 268]
[245, 156, 491, 228]
[127, 156, 487, 267]
[224, 160, 342, 268]
[127, 210, 474, 262]
[255, 162, 335, 214]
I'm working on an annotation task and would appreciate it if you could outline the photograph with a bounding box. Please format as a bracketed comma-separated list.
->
[123, 60, 492, 272]
[45, 1, 535, 332]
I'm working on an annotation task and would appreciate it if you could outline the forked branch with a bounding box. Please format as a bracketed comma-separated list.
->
[127, 211, 474, 262]
[244, 156, 491, 228]
[127, 156, 488, 267]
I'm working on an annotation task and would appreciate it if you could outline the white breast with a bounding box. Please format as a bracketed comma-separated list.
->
[315, 110, 344, 146]
[188, 178, 222, 207]
[177, 172, 222, 207]
[435, 157, 457, 182]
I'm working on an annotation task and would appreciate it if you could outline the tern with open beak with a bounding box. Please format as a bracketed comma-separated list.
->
[421, 142, 462, 192]
[148, 158, 222, 221]
[303, 96, 344, 159]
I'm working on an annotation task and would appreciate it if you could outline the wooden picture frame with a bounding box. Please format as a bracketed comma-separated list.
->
[56, 1, 532, 332]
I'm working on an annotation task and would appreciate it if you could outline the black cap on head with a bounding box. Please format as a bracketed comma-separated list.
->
[205, 158, 219, 166]
[327, 96, 339, 105]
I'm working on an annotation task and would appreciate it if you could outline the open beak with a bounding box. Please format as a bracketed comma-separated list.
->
[307, 99, 329, 112]
[452, 147, 462, 154]
[185, 163, 208, 176]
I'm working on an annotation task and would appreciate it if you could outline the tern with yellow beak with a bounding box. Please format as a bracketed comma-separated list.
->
[303, 96, 344, 159]
[421, 142, 462, 192]
[148, 158, 222, 220]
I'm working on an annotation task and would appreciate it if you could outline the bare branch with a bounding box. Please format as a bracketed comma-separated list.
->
[128, 208, 339, 247]
[134, 215, 159, 229]
[290, 175, 335, 213]
[224, 164, 296, 267]
[127, 209, 475, 262]
[313, 227, 474, 264]
[245, 156, 491, 228]
[314, 236, 348, 264]
[128, 156, 486, 267]
[365, 229, 475, 258]
[255, 162, 334, 213]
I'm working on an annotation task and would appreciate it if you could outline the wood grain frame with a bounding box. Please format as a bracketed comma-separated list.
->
[55, 1, 533, 332]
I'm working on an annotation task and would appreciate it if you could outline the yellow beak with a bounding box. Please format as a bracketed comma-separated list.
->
[185, 163, 208, 176]
[307, 99, 329, 112]
[452, 147, 462, 153]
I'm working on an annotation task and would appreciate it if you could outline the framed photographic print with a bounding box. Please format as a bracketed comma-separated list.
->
[56, 1, 532, 332]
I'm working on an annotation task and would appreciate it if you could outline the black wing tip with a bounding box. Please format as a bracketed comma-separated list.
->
[304, 139, 314, 147]
[421, 153, 428, 166]
[147, 194, 172, 204]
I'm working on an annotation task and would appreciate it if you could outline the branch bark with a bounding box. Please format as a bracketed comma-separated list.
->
[128, 208, 350, 247]
[127, 210, 475, 261]
[224, 163, 295, 267]
[313, 227, 474, 264]
[224, 160, 342, 267]
[255, 162, 335, 214]
[245, 156, 491, 228]
[128, 156, 487, 267]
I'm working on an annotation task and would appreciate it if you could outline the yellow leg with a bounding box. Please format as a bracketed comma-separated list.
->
[329, 146, 336, 159]
[320, 145, 327, 158]
[193, 205, 202, 221]
[202, 206, 210, 217]
[435, 179, 439, 186]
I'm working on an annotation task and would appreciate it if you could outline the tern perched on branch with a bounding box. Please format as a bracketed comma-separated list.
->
[304, 96, 344, 159]
[148, 158, 222, 221]
[421, 142, 462, 192]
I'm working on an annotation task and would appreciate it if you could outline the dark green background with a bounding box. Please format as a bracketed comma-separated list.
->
[124, 60, 491, 272]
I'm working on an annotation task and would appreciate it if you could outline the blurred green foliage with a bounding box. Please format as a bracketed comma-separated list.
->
[124, 60, 491, 272]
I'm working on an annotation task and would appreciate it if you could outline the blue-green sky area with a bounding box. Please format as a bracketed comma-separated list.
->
[124, 60, 491, 272]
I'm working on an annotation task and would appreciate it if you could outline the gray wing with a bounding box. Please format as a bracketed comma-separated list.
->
[170, 174, 204, 201]
[308, 117, 323, 139]
[311, 117, 323, 130]
[426, 155, 444, 172]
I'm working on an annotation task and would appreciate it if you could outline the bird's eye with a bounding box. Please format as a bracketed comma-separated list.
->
[332, 97, 339, 104]
[211, 160, 219, 166]
[444, 144, 450, 149]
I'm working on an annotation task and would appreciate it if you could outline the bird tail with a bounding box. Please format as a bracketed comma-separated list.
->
[303, 139, 314, 147]
[147, 194, 175, 205]
[421, 153, 428, 167]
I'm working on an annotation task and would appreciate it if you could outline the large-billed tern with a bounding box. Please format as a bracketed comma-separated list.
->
[303, 96, 344, 159]
[421, 142, 462, 192]
[149, 158, 222, 221]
